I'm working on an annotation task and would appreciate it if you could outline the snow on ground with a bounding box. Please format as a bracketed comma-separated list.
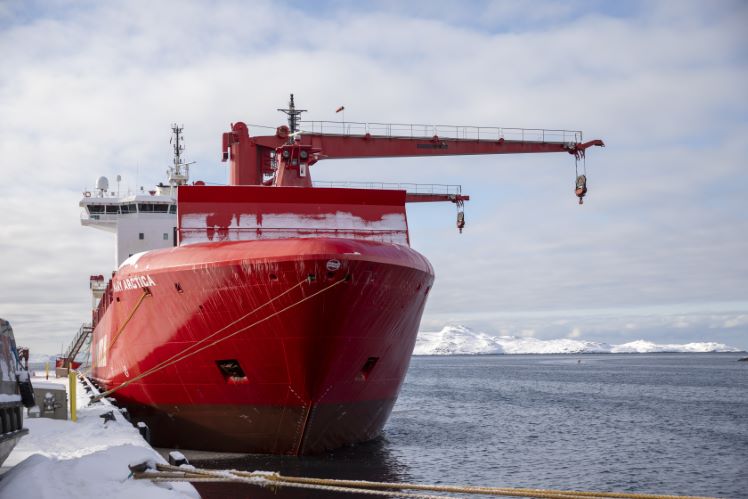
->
[0, 375, 197, 499]
[414, 325, 742, 355]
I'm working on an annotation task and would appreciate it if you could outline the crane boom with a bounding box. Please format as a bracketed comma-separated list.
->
[302, 134, 601, 159]
[221, 121, 604, 187]
[218, 96, 604, 233]
[220, 94, 604, 221]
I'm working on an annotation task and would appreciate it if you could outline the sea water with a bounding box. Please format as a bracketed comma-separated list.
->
[191, 353, 748, 498]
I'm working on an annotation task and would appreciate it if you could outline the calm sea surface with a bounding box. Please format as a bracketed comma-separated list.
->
[191, 353, 748, 498]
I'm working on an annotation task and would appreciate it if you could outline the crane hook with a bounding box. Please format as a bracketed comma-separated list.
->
[456, 199, 465, 233]
[574, 154, 588, 205]
[575, 174, 587, 204]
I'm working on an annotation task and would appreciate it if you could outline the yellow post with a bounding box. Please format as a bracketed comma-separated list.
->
[45, 362, 49, 380]
[68, 370, 77, 422]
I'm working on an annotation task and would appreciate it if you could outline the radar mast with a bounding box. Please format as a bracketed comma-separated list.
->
[168, 124, 192, 188]
[277, 94, 307, 140]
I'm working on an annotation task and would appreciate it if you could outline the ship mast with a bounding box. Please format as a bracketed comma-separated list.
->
[168, 124, 191, 188]
[277, 94, 307, 140]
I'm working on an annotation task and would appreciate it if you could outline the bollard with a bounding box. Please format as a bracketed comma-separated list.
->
[168, 451, 189, 466]
[137, 422, 150, 443]
[68, 370, 77, 422]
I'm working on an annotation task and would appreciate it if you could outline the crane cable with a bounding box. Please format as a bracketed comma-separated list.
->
[92, 276, 345, 401]
[133, 463, 719, 499]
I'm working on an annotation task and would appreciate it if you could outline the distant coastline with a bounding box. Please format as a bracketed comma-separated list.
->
[412, 351, 746, 357]
[414, 325, 743, 356]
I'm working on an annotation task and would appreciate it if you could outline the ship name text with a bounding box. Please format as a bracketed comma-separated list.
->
[113, 275, 156, 292]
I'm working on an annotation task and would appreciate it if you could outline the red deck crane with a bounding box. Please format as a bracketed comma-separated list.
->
[221, 95, 604, 227]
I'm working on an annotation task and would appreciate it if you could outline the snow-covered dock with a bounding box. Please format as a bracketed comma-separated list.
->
[0, 374, 197, 499]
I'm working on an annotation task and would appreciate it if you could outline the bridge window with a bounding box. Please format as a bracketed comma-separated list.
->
[169, 205, 176, 214]
[105, 205, 119, 214]
[138, 203, 153, 212]
[87, 205, 104, 214]
[153, 204, 169, 213]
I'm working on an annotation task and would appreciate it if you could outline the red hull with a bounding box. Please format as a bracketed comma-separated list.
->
[91, 237, 433, 454]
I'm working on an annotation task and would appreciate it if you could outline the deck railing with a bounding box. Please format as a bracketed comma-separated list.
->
[313, 181, 462, 196]
[300, 121, 582, 144]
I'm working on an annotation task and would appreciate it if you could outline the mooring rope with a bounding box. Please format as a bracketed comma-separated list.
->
[102, 277, 307, 386]
[108, 288, 151, 350]
[132, 463, 720, 499]
[93, 277, 345, 401]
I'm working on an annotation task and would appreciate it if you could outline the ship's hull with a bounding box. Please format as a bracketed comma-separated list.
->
[91, 237, 433, 454]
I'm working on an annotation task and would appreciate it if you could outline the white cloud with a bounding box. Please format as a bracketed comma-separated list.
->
[0, 1, 746, 353]
[722, 315, 748, 329]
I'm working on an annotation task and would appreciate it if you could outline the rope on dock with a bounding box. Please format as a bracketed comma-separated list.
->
[133, 463, 720, 499]
[93, 276, 346, 401]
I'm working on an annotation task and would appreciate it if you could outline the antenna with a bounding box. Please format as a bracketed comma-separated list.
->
[172, 123, 184, 167]
[277, 94, 307, 138]
[168, 124, 193, 188]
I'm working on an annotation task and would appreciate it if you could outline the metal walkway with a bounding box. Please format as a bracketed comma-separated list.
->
[300, 120, 583, 144]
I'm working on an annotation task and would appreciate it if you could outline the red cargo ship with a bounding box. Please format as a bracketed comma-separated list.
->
[82, 96, 602, 454]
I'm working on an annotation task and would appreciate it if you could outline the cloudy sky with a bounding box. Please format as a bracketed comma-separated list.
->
[1, 0, 746, 353]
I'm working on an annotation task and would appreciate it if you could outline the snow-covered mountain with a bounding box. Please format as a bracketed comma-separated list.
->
[28, 353, 58, 365]
[609, 340, 740, 354]
[414, 325, 742, 355]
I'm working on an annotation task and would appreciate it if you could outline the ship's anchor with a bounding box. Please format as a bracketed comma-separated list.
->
[456, 199, 465, 233]
[575, 153, 588, 205]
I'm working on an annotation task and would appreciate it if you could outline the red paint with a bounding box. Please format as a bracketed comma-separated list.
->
[91, 238, 432, 454]
[55, 357, 82, 369]
[91, 183, 426, 454]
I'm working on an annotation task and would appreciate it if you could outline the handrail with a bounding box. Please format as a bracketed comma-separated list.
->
[300, 120, 582, 144]
[61, 323, 93, 367]
[180, 227, 406, 235]
[313, 181, 462, 195]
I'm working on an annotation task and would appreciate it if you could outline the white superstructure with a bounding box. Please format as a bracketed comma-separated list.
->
[79, 124, 193, 267]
